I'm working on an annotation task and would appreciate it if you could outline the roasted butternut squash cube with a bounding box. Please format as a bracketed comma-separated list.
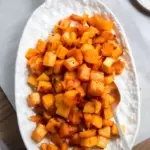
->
[91, 115, 102, 128]
[64, 90, 78, 107]
[79, 130, 96, 138]
[94, 14, 113, 31]
[48, 33, 61, 43]
[59, 123, 78, 137]
[90, 70, 104, 81]
[77, 64, 91, 81]
[64, 71, 77, 80]
[56, 45, 68, 59]
[88, 80, 104, 96]
[76, 86, 85, 97]
[92, 99, 101, 114]
[80, 136, 98, 147]
[32, 124, 47, 142]
[64, 57, 79, 71]
[83, 49, 99, 64]
[44, 67, 53, 76]
[40, 143, 48, 150]
[64, 78, 80, 90]
[97, 136, 109, 149]
[112, 123, 119, 136]
[27, 92, 40, 107]
[81, 44, 95, 53]
[101, 94, 111, 108]
[93, 36, 106, 44]
[30, 115, 42, 123]
[104, 106, 113, 119]
[36, 40, 47, 53]
[113, 60, 125, 75]
[27, 74, 38, 87]
[37, 81, 52, 93]
[70, 133, 81, 145]
[25, 48, 37, 59]
[43, 51, 56, 67]
[42, 94, 54, 110]
[46, 118, 60, 133]
[61, 143, 69, 150]
[53, 60, 64, 74]
[67, 49, 83, 65]
[102, 120, 114, 127]
[43, 111, 51, 120]
[83, 102, 95, 113]
[48, 144, 59, 150]
[55, 93, 64, 107]
[98, 126, 111, 138]
[37, 73, 50, 81]
[104, 75, 114, 85]
[102, 57, 115, 74]
[101, 42, 114, 57]
[104, 94, 115, 105]
[101, 31, 115, 40]
[112, 48, 123, 59]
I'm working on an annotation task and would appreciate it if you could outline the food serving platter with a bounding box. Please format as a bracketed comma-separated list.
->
[15, 0, 140, 149]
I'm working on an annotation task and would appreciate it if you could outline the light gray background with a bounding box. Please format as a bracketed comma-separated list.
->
[0, 0, 150, 146]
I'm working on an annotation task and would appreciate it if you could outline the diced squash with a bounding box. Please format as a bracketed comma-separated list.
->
[81, 44, 95, 53]
[103, 94, 115, 105]
[51, 134, 64, 147]
[76, 86, 85, 97]
[64, 71, 77, 80]
[48, 144, 59, 150]
[104, 75, 114, 85]
[93, 36, 106, 44]
[27, 74, 38, 87]
[59, 123, 78, 137]
[101, 31, 115, 40]
[27, 92, 40, 107]
[37, 73, 50, 81]
[112, 60, 125, 75]
[40, 143, 48, 150]
[64, 90, 78, 107]
[43, 51, 56, 67]
[67, 49, 83, 64]
[81, 82, 88, 93]
[48, 33, 61, 43]
[47, 41, 61, 51]
[104, 107, 113, 119]
[80, 136, 98, 147]
[30, 115, 42, 123]
[98, 126, 111, 138]
[101, 94, 111, 108]
[25, 48, 37, 59]
[37, 81, 52, 93]
[112, 123, 119, 136]
[103, 85, 111, 95]
[101, 42, 114, 57]
[90, 70, 104, 81]
[63, 78, 80, 90]
[83, 49, 99, 64]
[102, 120, 114, 127]
[79, 130, 96, 138]
[36, 40, 47, 53]
[93, 14, 113, 31]
[88, 80, 104, 96]
[92, 99, 101, 114]
[92, 57, 103, 71]
[32, 124, 47, 142]
[53, 60, 64, 74]
[97, 136, 109, 149]
[44, 68, 53, 76]
[102, 57, 115, 74]
[55, 93, 64, 107]
[64, 57, 79, 71]
[56, 45, 68, 59]
[68, 109, 82, 125]
[77, 64, 91, 81]
[91, 115, 102, 128]
[112, 48, 123, 59]
[83, 102, 95, 113]
[61, 143, 69, 150]
[42, 94, 54, 110]
[46, 118, 60, 133]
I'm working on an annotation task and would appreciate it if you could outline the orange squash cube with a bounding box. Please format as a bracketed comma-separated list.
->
[77, 64, 91, 81]
[37, 81, 52, 93]
[37, 73, 50, 81]
[40, 143, 48, 150]
[102, 119, 114, 127]
[91, 115, 102, 128]
[53, 60, 64, 74]
[25, 48, 37, 59]
[98, 126, 111, 138]
[112, 123, 119, 136]
[42, 94, 54, 110]
[27, 92, 40, 107]
[90, 70, 104, 81]
[64, 57, 79, 71]
[80, 136, 98, 147]
[56, 45, 68, 59]
[104, 75, 114, 85]
[27, 74, 38, 87]
[79, 130, 96, 138]
[104, 106, 113, 119]
[61, 143, 68, 150]
[48, 144, 59, 150]
[43, 51, 56, 67]
[36, 40, 47, 53]
[32, 124, 47, 142]
[97, 136, 109, 149]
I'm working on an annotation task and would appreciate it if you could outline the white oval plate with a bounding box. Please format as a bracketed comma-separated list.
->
[15, 0, 140, 149]
[137, 0, 150, 11]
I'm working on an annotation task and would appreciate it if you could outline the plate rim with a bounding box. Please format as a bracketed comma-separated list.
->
[15, 0, 141, 149]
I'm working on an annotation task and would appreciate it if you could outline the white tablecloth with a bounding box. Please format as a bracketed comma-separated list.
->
[0, 0, 150, 145]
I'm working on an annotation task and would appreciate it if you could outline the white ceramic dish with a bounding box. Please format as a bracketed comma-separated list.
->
[137, 0, 150, 11]
[15, 0, 140, 149]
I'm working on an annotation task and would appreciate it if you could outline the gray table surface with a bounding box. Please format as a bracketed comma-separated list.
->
[0, 0, 150, 146]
